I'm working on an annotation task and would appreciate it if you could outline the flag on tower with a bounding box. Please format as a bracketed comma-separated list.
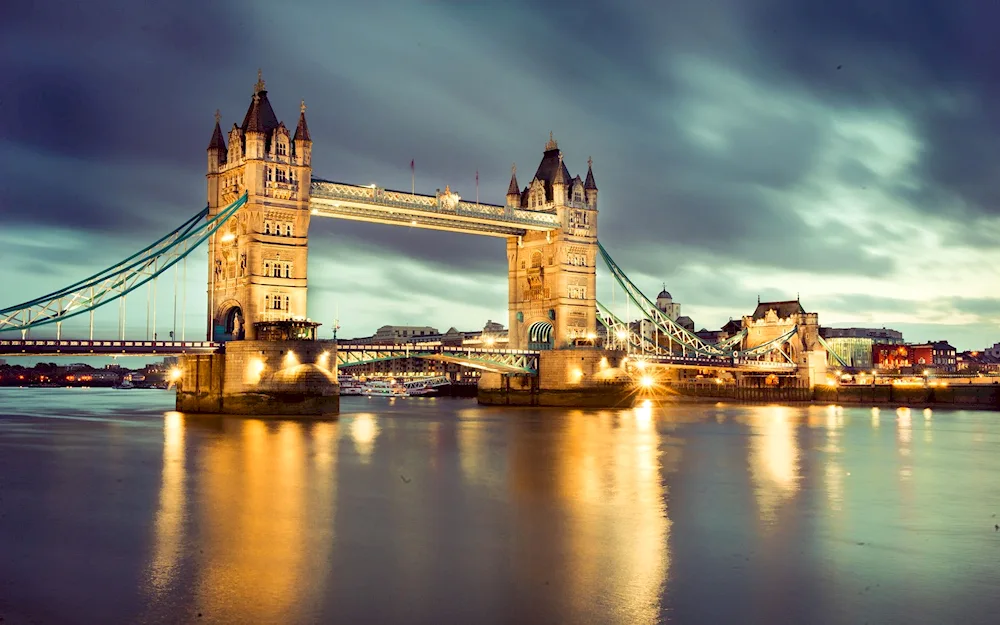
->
[475, 169, 479, 205]
[410, 159, 415, 195]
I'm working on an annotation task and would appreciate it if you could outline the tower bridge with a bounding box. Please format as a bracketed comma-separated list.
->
[0, 72, 832, 413]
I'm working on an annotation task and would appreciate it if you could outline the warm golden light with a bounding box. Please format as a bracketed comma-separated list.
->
[316, 351, 330, 370]
[639, 375, 654, 388]
[484, 336, 495, 347]
[615, 329, 628, 340]
[634, 360, 646, 371]
[220, 232, 236, 243]
[283, 350, 299, 368]
[570, 367, 584, 384]
[168, 367, 183, 382]
[586, 332, 597, 340]
[248, 358, 266, 384]
[351, 413, 379, 462]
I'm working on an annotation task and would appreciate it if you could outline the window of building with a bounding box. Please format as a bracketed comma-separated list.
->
[264, 221, 272, 235]
[283, 263, 291, 278]
[273, 263, 281, 278]
[276, 168, 287, 183]
[267, 167, 273, 182]
[264, 261, 271, 276]
[277, 141, 287, 156]
[264, 295, 271, 309]
[530, 251, 542, 269]
[283, 295, 290, 311]
[285, 223, 293, 237]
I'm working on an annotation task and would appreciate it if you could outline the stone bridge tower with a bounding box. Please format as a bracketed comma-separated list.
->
[205, 72, 313, 341]
[506, 135, 598, 350]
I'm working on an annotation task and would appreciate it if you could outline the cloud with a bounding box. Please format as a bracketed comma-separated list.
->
[2, 0, 999, 352]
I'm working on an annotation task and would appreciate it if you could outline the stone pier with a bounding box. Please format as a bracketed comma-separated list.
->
[478, 348, 633, 407]
[175, 339, 339, 416]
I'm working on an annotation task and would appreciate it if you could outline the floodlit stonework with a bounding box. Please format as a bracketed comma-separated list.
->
[506, 136, 599, 350]
[206, 71, 313, 342]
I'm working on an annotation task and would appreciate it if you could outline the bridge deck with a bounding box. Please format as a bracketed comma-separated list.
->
[309, 180, 560, 237]
[0, 339, 220, 356]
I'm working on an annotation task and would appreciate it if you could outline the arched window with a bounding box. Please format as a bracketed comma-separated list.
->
[277, 141, 287, 156]
[530, 251, 542, 269]
[264, 221, 271, 235]
[273, 263, 280, 278]
[264, 295, 271, 309]
[284, 263, 290, 278]
[264, 261, 271, 276]
[267, 167, 273, 182]
[284, 296, 290, 312]
[285, 224, 292, 237]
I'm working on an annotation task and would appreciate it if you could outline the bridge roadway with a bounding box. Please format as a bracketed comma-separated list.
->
[309, 179, 561, 238]
[0, 339, 219, 356]
[0, 338, 796, 373]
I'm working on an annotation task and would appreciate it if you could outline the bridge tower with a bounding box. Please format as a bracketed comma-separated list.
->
[205, 71, 312, 341]
[505, 135, 598, 350]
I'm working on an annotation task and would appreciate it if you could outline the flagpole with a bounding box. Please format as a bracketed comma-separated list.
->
[411, 159, 415, 197]
[476, 169, 479, 206]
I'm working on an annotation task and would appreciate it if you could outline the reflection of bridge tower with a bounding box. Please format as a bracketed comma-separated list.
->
[505, 135, 598, 350]
[205, 72, 312, 341]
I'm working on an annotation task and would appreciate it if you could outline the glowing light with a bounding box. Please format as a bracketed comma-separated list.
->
[283, 351, 298, 368]
[410, 220, 417, 225]
[615, 329, 628, 340]
[599, 357, 609, 370]
[635, 360, 647, 371]
[168, 367, 183, 382]
[484, 337, 495, 347]
[316, 351, 330, 370]
[586, 332, 597, 340]
[570, 368, 584, 384]
[311, 208, 319, 215]
[639, 375, 654, 388]
[248, 358, 266, 384]
[220, 232, 236, 243]
[923, 370, 930, 376]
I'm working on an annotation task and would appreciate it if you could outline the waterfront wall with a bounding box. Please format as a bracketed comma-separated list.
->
[176, 339, 339, 416]
[478, 349, 633, 408]
[670, 382, 1000, 409]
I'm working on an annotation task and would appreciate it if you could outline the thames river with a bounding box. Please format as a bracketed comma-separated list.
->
[1, 388, 998, 624]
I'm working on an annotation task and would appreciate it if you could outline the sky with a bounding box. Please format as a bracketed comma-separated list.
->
[2, 0, 1000, 360]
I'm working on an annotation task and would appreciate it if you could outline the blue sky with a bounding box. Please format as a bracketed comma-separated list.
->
[2, 0, 999, 361]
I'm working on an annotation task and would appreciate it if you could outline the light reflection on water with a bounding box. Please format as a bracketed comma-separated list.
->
[0, 388, 998, 624]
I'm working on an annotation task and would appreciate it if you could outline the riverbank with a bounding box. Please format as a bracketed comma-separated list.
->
[661, 382, 1000, 410]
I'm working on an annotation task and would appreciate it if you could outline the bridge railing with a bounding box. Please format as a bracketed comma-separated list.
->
[310, 180, 560, 229]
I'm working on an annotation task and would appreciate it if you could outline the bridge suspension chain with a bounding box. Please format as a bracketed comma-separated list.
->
[0, 193, 248, 333]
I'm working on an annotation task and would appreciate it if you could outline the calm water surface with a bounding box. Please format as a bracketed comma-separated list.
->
[1, 388, 998, 624]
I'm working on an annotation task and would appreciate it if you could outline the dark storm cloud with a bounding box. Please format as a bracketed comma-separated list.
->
[2, 0, 998, 347]
[748, 0, 1000, 218]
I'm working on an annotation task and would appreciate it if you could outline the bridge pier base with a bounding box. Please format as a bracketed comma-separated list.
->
[478, 349, 632, 408]
[175, 340, 339, 416]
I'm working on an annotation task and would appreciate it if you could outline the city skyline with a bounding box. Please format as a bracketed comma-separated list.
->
[3, 0, 1000, 353]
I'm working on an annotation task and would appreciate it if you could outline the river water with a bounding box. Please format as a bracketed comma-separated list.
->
[0, 388, 998, 624]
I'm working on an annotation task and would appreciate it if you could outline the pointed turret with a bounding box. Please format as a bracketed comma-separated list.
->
[293, 100, 312, 166]
[552, 152, 568, 203]
[584, 156, 598, 208]
[207, 110, 226, 173]
[584, 156, 597, 190]
[293, 100, 311, 143]
[506, 163, 520, 207]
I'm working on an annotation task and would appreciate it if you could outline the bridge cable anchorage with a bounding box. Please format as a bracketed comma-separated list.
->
[817, 334, 850, 368]
[0, 193, 248, 333]
[596, 240, 795, 369]
[597, 240, 730, 358]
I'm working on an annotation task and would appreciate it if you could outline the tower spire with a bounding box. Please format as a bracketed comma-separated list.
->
[254, 68, 266, 94]
[293, 99, 311, 142]
[545, 131, 558, 151]
[207, 110, 226, 151]
[507, 162, 520, 196]
[584, 156, 598, 190]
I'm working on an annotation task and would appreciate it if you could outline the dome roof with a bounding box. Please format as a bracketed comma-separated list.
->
[657, 289, 672, 300]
